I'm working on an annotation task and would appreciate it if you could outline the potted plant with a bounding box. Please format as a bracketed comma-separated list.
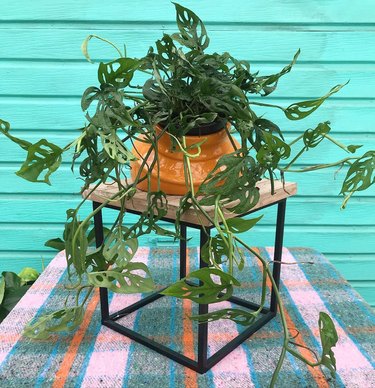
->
[1, 3, 374, 386]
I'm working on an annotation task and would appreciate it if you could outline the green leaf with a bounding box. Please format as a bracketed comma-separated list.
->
[1, 121, 62, 185]
[98, 58, 139, 88]
[198, 152, 262, 213]
[249, 118, 284, 151]
[0, 277, 5, 305]
[85, 247, 108, 272]
[191, 308, 258, 326]
[284, 82, 348, 120]
[100, 130, 136, 163]
[63, 209, 89, 276]
[81, 86, 101, 111]
[256, 49, 300, 96]
[347, 144, 363, 154]
[303, 121, 331, 149]
[103, 227, 138, 267]
[16, 139, 63, 185]
[201, 235, 230, 266]
[0, 272, 31, 322]
[161, 267, 240, 304]
[340, 151, 375, 198]
[0, 119, 31, 151]
[226, 215, 263, 233]
[81, 34, 124, 63]
[256, 132, 291, 168]
[18, 267, 39, 283]
[199, 79, 251, 121]
[1, 271, 22, 290]
[318, 312, 338, 378]
[24, 306, 84, 339]
[155, 34, 178, 67]
[88, 262, 155, 294]
[172, 3, 210, 51]
[45, 237, 65, 251]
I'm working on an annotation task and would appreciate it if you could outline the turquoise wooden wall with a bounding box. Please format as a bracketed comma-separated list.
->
[1, 1, 374, 306]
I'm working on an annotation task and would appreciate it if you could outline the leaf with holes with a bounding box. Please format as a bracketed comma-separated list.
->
[24, 306, 84, 339]
[103, 227, 138, 267]
[201, 235, 230, 266]
[155, 34, 179, 68]
[303, 121, 331, 149]
[284, 82, 348, 120]
[88, 263, 155, 294]
[318, 312, 338, 378]
[98, 58, 140, 88]
[15, 139, 62, 185]
[198, 152, 262, 213]
[191, 308, 258, 326]
[340, 151, 375, 197]
[161, 267, 240, 304]
[256, 49, 300, 96]
[146, 191, 169, 221]
[256, 132, 291, 168]
[172, 2, 209, 51]
[100, 130, 136, 163]
[250, 118, 284, 151]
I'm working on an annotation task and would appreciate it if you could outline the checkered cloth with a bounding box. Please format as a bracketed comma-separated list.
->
[0, 247, 374, 387]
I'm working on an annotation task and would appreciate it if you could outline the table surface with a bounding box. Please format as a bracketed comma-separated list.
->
[83, 179, 297, 226]
[0, 247, 374, 388]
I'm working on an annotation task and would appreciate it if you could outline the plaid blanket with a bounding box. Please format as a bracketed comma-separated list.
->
[0, 247, 374, 387]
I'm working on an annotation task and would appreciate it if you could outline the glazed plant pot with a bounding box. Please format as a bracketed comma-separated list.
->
[131, 122, 239, 195]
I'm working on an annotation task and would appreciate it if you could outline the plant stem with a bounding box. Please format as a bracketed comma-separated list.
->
[281, 157, 356, 173]
[234, 237, 290, 387]
[249, 100, 285, 112]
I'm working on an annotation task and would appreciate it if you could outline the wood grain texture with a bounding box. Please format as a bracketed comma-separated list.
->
[2, 0, 375, 23]
[1, 29, 375, 62]
[2, 99, 375, 134]
[0, 0, 374, 305]
[2, 165, 373, 197]
[2, 132, 374, 163]
[82, 179, 297, 226]
[1, 63, 373, 98]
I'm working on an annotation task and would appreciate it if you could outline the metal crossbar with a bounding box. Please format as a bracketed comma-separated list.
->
[93, 199, 287, 374]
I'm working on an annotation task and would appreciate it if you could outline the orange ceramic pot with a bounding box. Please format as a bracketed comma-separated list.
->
[130, 123, 239, 195]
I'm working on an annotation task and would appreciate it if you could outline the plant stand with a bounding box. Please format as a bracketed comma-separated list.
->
[85, 180, 297, 374]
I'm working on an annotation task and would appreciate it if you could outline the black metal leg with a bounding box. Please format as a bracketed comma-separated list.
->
[180, 224, 187, 279]
[94, 200, 287, 374]
[198, 227, 209, 372]
[93, 201, 109, 321]
[270, 199, 287, 313]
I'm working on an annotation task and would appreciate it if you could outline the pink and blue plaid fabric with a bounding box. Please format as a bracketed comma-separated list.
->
[0, 247, 374, 387]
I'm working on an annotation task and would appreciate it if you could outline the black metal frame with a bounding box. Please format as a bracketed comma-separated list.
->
[93, 198, 287, 374]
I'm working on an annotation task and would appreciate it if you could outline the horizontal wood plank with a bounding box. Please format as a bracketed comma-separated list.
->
[1, 132, 374, 164]
[1, 196, 374, 225]
[1, 29, 375, 62]
[2, 0, 375, 23]
[82, 180, 297, 226]
[2, 165, 374, 197]
[0, 63, 373, 98]
[2, 99, 375, 134]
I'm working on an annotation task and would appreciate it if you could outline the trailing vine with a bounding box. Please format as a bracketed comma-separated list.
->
[1, 3, 374, 386]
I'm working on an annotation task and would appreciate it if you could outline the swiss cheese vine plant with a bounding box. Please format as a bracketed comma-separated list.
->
[1, 3, 374, 387]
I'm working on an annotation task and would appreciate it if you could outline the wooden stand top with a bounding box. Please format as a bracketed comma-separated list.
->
[83, 180, 296, 226]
